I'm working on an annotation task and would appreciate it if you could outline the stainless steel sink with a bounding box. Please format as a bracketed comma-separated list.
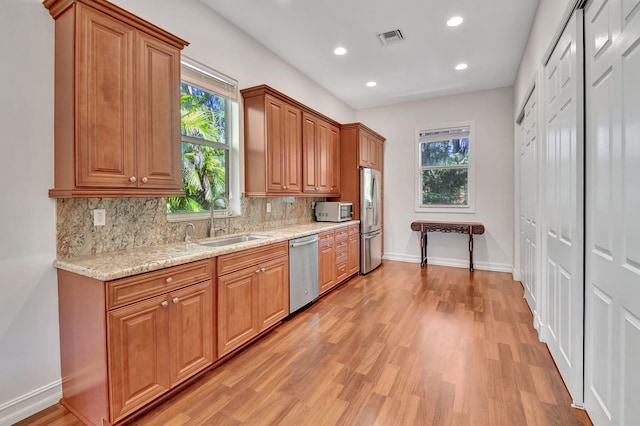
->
[197, 234, 270, 248]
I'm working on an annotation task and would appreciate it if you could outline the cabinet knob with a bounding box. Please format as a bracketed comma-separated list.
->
[161, 301, 169, 308]
[173, 297, 179, 304]
[315, 187, 319, 191]
[165, 277, 173, 284]
[261, 267, 266, 272]
[256, 269, 261, 274]
[129, 176, 137, 183]
[141, 176, 148, 183]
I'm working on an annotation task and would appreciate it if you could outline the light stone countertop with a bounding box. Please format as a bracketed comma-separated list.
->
[53, 221, 359, 281]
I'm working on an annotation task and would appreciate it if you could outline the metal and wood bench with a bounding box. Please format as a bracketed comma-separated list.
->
[410, 221, 485, 272]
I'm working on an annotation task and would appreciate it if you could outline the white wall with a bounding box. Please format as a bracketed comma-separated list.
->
[0, 1, 60, 424]
[514, 0, 574, 110]
[110, 0, 356, 124]
[357, 87, 515, 272]
[0, 0, 355, 423]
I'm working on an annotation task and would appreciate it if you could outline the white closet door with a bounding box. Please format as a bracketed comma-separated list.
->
[543, 10, 585, 406]
[585, 0, 640, 424]
[520, 92, 539, 321]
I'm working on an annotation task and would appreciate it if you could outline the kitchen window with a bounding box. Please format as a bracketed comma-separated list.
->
[415, 123, 474, 212]
[168, 57, 239, 218]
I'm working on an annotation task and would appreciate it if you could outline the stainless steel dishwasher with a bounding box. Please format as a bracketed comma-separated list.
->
[289, 234, 319, 313]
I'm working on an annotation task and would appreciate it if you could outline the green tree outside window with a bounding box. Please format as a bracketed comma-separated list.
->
[168, 83, 230, 213]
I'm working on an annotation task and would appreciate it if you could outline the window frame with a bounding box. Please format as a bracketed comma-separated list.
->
[414, 121, 475, 213]
[168, 57, 240, 222]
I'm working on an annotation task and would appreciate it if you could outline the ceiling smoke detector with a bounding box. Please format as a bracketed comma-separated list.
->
[377, 29, 404, 46]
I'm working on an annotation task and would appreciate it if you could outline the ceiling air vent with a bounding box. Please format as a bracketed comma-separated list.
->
[377, 29, 404, 46]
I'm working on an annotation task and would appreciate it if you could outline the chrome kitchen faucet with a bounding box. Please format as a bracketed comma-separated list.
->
[210, 196, 230, 237]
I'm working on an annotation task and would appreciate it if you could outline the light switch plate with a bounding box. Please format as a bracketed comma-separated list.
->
[266, 202, 271, 213]
[94, 209, 106, 226]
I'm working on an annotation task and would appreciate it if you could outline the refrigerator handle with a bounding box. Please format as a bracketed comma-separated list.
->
[364, 230, 382, 239]
[372, 173, 379, 226]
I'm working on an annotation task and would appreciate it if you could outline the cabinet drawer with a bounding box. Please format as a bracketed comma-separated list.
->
[348, 224, 359, 236]
[335, 228, 349, 242]
[335, 249, 348, 265]
[218, 242, 288, 276]
[107, 259, 213, 310]
[319, 231, 334, 247]
[335, 239, 348, 254]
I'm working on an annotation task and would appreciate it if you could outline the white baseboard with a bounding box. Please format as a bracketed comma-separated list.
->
[382, 252, 513, 273]
[0, 380, 61, 426]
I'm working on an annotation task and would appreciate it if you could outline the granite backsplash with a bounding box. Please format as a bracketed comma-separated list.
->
[56, 196, 323, 258]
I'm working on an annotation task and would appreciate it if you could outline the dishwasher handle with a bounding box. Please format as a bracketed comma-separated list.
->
[290, 236, 319, 248]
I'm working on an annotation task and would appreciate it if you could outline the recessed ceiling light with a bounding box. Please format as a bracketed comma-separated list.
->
[334, 47, 347, 55]
[455, 63, 468, 70]
[447, 16, 463, 27]
[366, 81, 377, 87]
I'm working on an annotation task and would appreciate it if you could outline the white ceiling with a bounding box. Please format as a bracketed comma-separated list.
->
[199, 0, 539, 110]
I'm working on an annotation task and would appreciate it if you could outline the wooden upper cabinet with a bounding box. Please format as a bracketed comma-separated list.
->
[302, 112, 340, 195]
[44, 0, 189, 197]
[331, 123, 385, 221]
[357, 128, 384, 171]
[244, 91, 302, 195]
[242, 85, 341, 196]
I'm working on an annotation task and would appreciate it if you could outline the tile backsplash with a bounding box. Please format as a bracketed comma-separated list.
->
[56, 196, 323, 258]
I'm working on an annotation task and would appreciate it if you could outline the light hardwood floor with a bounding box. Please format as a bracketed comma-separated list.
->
[17, 261, 592, 425]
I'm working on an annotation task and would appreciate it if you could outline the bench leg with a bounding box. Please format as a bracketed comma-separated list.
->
[469, 232, 474, 272]
[420, 232, 428, 268]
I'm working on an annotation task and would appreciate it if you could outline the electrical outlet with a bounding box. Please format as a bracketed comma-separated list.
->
[266, 202, 271, 213]
[93, 209, 106, 226]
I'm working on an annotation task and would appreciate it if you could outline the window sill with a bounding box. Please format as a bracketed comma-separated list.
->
[167, 211, 242, 222]
[415, 206, 475, 214]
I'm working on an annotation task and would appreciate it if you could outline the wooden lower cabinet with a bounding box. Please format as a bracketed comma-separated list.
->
[347, 224, 360, 275]
[217, 242, 289, 356]
[335, 228, 349, 283]
[318, 224, 360, 296]
[319, 231, 336, 294]
[108, 280, 213, 421]
[57, 259, 215, 425]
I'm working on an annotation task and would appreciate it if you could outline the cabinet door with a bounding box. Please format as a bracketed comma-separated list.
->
[368, 137, 379, 170]
[302, 113, 318, 193]
[76, 4, 136, 188]
[136, 32, 182, 190]
[348, 234, 360, 275]
[265, 95, 302, 193]
[315, 119, 331, 193]
[371, 138, 384, 171]
[108, 294, 170, 422]
[303, 114, 339, 195]
[169, 281, 214, 385]
[328, 124, 340, 194]
[218, 268, 259, 356]
[283, 104, 303, 193]
[359, 131, 370, 167]
[258, 257, 289, 331]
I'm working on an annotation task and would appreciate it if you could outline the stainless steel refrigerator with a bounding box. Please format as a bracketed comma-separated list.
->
[360, 167, 382, 274]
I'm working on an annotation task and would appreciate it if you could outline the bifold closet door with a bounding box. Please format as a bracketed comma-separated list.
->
[584, 0, 640, 423]
[543, 10, 585, 407]
[520, 91, 539, 320]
